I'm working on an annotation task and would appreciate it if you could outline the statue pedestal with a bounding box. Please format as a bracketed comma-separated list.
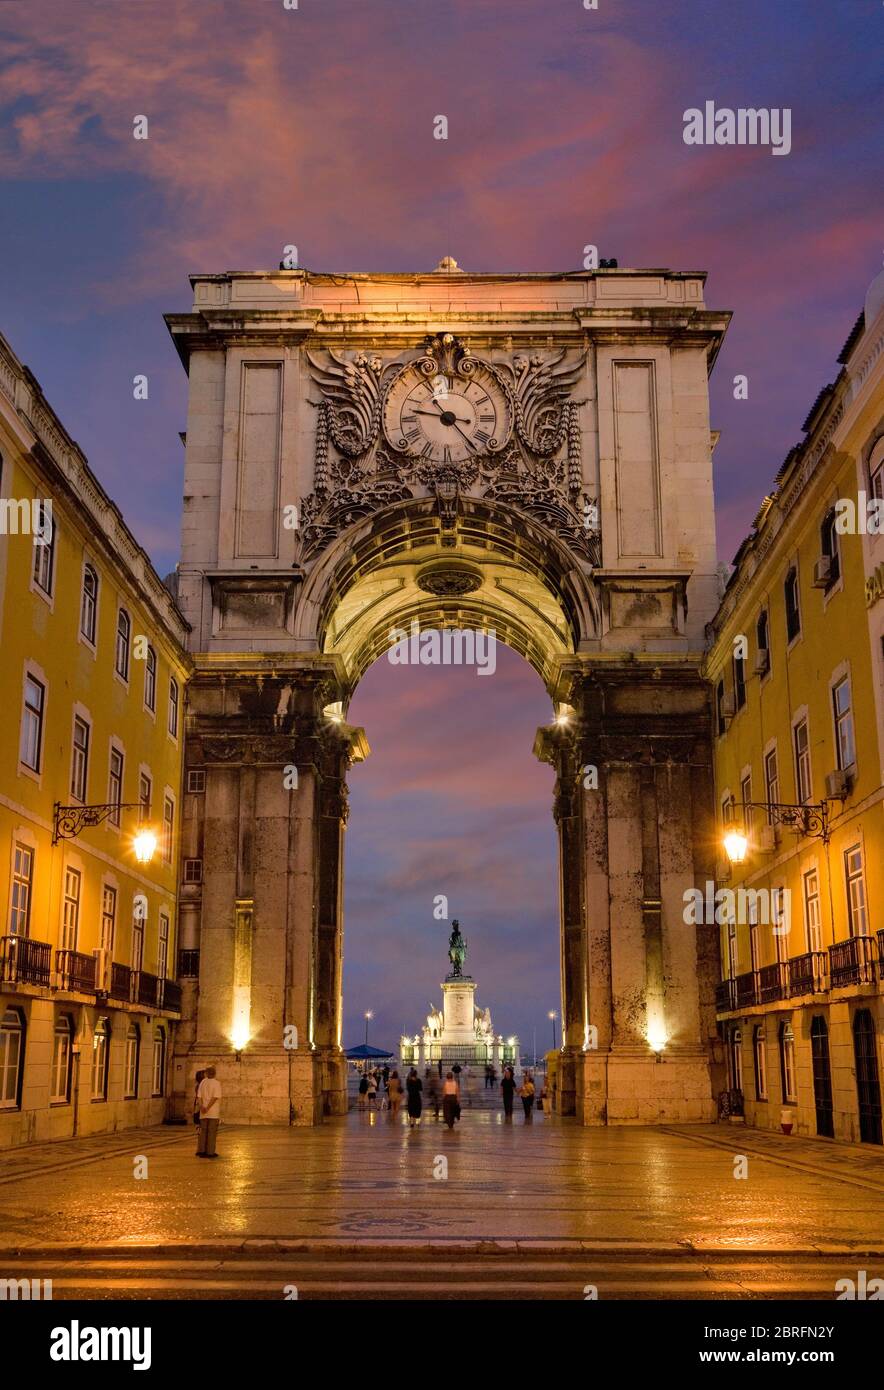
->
[441, 976, 478, 1044]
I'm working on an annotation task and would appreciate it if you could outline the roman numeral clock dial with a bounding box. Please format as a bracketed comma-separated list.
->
[383, 363, 512, 467]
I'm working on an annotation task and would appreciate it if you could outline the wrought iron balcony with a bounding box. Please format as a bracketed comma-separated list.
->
[134, 970, 160, 1008]
[787, 950, 827, 997]
[758, 962, 788, 1003]
[56, 948, 97, 994]
[110, 962, 133, 1003]
[829, 935, 879, 990]
[0, 935, 52, 988]
[160, 979, 182, 1012]
[735, 971, 759, 1009]
[879, 930, 884, 980]
[716, 979, 736, 1012]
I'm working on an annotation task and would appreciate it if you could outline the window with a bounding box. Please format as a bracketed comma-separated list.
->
[871, 455, 884, 503]
[184, 858, 202, 885]
[820, 509, 841, 587]
[115, 608, 131, 680]
[32, 503, 55, 595]
[733, 650, 747, 710]
[793, 717, 812, 804]
[740, 773, 753, 834]
[61, 867, 81, 952]
[139, 772, 152, 820]
[721, 793, 736, 827]
[91, 1018, 109, 1100]
[784, 568, 801, 642]
[832, 676, 855, 771]
[158, 912, 169, 980]
[773, 888, 789, 962]
[144, 645, 157, 712]
[779, 1021, 796, 1103]
[71, 715, 90, 802]
[20, 673, 45, 771]
[132, 912, 145, 974]
[51, 1016, 73, 1103]
[0, 1009, 24, 1108]
[845, 846, 868, 937]
[748, 903, 760, 973]
[108, 746, 124, 827]
[803, 868, 822, 953]
[101, 884, 116, 954]
[716, 679, 727, 736]
[764, 747, 779, 821]
[726, 919, 738, 980]
[753, 1026, 767, 1100]
[186, 769, 205, 794]
[152, 1027, 166, 1096]
[168, 678, 179, 738]
[80, 564, 98, 644]
[730, 1027, 743, 1093]
[124, 1023, 140, 1099]
[10, 843, 34, 936]
[162, 795, 174, 864]
[756, 609, 770, 669]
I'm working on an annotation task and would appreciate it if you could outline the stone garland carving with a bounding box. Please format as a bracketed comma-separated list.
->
[300, 336, 600, 566]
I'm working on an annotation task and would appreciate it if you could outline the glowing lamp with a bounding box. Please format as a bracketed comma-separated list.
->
[132, 827, 157, 864]
[723, 828, 749, 864]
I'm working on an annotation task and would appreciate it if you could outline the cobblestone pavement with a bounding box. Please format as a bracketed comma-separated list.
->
[1, 1110, 883, 1255]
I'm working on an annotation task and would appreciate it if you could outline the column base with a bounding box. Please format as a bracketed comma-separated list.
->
[571, 1049, 715, 1125]
[176, 1047, 331, 1126]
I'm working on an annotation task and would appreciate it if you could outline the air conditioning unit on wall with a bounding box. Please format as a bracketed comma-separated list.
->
[754, 647, 770, 676]
[758, 824, 777, 852]
[812, 556, 832, 588]
[825, 768, 850, 800]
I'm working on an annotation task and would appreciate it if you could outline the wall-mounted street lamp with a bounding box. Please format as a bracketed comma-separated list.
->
[722, 800, 832, 863]
[53, 800, 157, 863]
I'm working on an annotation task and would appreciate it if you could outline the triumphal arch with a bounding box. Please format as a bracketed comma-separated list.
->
[166, 260, 729, 1125]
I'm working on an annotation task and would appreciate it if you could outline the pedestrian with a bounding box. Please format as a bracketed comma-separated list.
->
[406, 1067, 423, 1126]
[388, 1070, 403, 1119]
[192, 1070, 205, 1130]
[501, 1066, 516, 1119]
[358, 1071, 369, 1110]
[442, 1071, 460, 1129]
[539, 1079, 550, 1114]
[195, 1064, 222, 1158]
[427, 1072, 440, 1119]
[520, 1071, 536, 1122]
[485, 1064, 493, 1089]
[382, 1065, 390, 1087]
[367, 1072, 378, 1108]
[452, 1062, 461, 1088]
[437, 1058, 443, 1079]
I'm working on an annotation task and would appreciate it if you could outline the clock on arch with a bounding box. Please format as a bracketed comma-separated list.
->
[382, 334, 512, 465]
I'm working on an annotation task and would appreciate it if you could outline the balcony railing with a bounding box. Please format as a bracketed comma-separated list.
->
[878, 931, 884, 980]
[735, 971, 759, 1009]
[56, 948, 97, 994]
[0, 935, 52, 988]
[759, 962, 788, 1003]
[716, 979, 736, 1012]
[110, 962, 133, 1002]
[160, 980, 182, 1012]
[787, 950, 827, 997]
[177, 949, 200, 978]
[829, 935, 879, 989]
[134, 970, 160, 1008]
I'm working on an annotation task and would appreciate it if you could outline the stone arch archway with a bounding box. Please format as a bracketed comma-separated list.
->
[169, 264, 728, 1128]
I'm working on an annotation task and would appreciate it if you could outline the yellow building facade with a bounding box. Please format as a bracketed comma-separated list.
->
[707, 269, 884, 1144]
[0, 332, 191, 1148]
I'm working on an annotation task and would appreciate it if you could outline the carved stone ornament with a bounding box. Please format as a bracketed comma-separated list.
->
[416, 561, 482, 597]
[301, 334, 600, 566]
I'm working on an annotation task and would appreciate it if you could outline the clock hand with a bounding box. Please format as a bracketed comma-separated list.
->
[413, 409, 472, 424]
[452, 422, 477, 451]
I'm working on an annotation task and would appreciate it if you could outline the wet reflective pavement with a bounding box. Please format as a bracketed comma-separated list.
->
[2, 1108, 883, 1253]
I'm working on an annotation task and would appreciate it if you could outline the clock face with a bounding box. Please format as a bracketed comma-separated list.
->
[383, 363, 511, 464]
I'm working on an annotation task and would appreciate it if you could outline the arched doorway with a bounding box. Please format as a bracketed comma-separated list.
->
[853, 1009, 883, 1145]
[810, 1015, 834, 1139]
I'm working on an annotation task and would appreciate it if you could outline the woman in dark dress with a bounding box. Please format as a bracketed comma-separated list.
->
[406, 1067, 423, 1127]
[500, 1066, 516, 1118]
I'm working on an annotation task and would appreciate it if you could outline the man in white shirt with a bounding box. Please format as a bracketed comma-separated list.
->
[196, 1065, 222, 1158]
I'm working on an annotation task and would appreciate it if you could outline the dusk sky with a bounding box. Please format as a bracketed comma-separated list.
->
[1, 0, 881, 1052]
